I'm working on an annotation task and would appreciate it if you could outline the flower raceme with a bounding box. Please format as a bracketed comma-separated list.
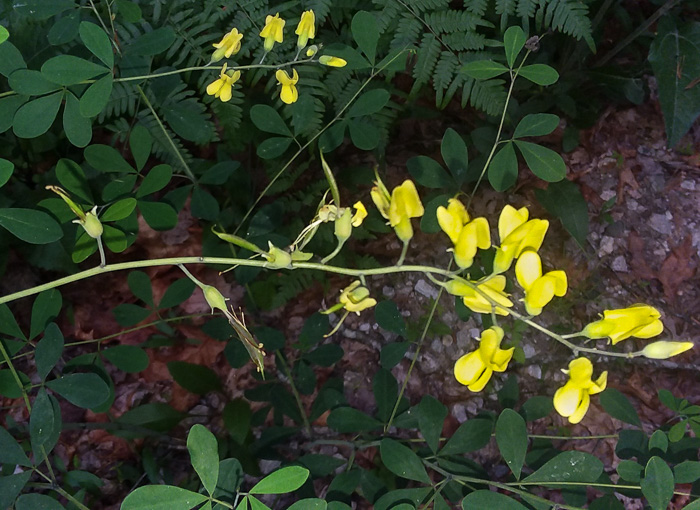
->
[259, 13, 285, 52]
[436, 198, 491, 269]
[554, 357, 607, 424]
[206, 64, 241, 103]
[515, 250, 567, 315]
[454, 327, 514, 392]
[444, 275, 513, 316]
[211, 27, 243, 62]
[276, 69, 299, 104]
[582, 304, 664, 345]
[371, 177, 424, 243]
[493, 205, 548, 274]
[295, 10, 315, 49]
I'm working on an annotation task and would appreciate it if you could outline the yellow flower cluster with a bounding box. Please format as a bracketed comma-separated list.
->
[206, 10, 347, 105]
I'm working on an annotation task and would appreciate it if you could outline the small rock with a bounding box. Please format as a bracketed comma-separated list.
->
[526, 365, 542, 380]
[649, 213, 674, 235]
[415, 279, 439, 300]
[259, 460, 281, 475]
[681, 180, 696, 191]
[382, 286, 396, 298]
[359, 323, 370, 333]
[600, 190, 616, 201]
[627, 198, 639, 211]
[465, 397, 484, 416]
[441, 335, 453, 347]
[598, 235, 615, 256]
[611, 255, 628, 272]
[431, 337, 445, 354]
[452, 403, 467, 423]
[522, 344, 536, 359]
[420, 353, 440, 374]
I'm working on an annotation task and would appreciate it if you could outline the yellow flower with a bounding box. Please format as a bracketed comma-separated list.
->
[211, 28, 243, 62]
[276, 68, 299, 104]
[493, 205, 548, 274]
[319, 55, 347, 67]
[514, 250, 567, 315]
[334, 202, 367, 243]
[454, 327, 514, 392]
[206, 64, 241, 102]
[371, 177, 424, 243]
[445, 275, 513, 316]
[553, 358, 607, 424]
[260, 13, 285, 52]
[641, 341, 694, 359]
[295, 10, 315, 48]
[339, 281, 377, 314]
[436, 198, 491, 269]
[582, 304, 664, 345]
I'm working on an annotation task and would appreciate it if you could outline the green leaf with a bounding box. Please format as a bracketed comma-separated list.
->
[121, 485, 208, 510]
[191, 186, 219, 221]
[347, 88, 390, 118]
[48, 10, 80, 45]
[617, 459, 643, 482]
[79, 74, 113, 118]
[14, 0, 75, 18]
[374, 300, 406, 336]
[115, 0, 142, 22]
[0, 305, 25, 340]
[63, 91, 92, 147]
[41, 55, 108, 86]
[461, 491, 528, 509]
[164, 101, 213, 144]
[125, 27, 176, 56]
[257, 137, 292, 159]
[9, 69, 60, 95]
[127, 270, 153, 305]
[674, 460, 700, 484]
[187, 424, 219, 495]
[0, 472, 32, 510]
[535, 179, 589, 248]
[250, 104, 292, 136]
[521, 395, 553, 421]
[373, 368, 398, 422]
[518, 64, 559, 85]
[380, 438, 431, 484]
[0, 369, 29, 398]
[462, 60, 508, 80]
[440, 417, 493, 455]
[102, 345, 149, 373]
[85, 144, 135, 173]
[496, 408, 528, 479]
[640, 456, 674, 510]
[102, 198, 137, 222]
[55, 158, 91, 203]
[223, 399, 251, 445]
[167, 361, 221, 394]
[0, 95, 27, 133]
[407, 156, 452, 189]
[441, 128, 469, 186]
[351, 11, 379, 65]
[523, 451, 603, 484]
[250, 466, 310, 494]
[79, 22, 114, 68]
[35, 323, 64, 380]
[16, 493, 65, 510]
[348, 119, 379, 150]
[599, 388, 641, 427]
[0, 158, 14, 188]
[0, 25, 8, 44]
[298, 454, 345, 477]
[136, 164, 172, 198]
[504, 26, 526, 68]
[649, 430, 668, 453]
[30, 289, 62, 340]
[288, 499, 327, 510]
[513, 114, 560, 138]
[514, 140, 566, 182]
[0, 41, 26, 78]
[303, 344, 343, 367]
[0, 207, 63, 244]
[327, 407, 382, 433]
[138, 200, 178, 230]
[46, 373, 110, 409]
[30, 389, 55, 449]
[0, 425, 32, 467]
[158, 278, 195, 309]
[117, 402, 184, 432]
[112, 303, 151, 326]
[488, 141, 518, 191]
[103, 224, 128, 252]
[417, 395, 448, 453]
[420, 193, 449, 234]
[13, 90, 64, 138]
[130, 125, 152, 171]
[380, 341, 410, 369]
[648, 20, 700, 147]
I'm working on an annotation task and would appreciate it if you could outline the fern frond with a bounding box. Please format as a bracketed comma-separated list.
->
[391, 13, 423, 49]
[423, 10, 483, 33]
[462, 78, 507, 116]
[433, 51, 459, 99]
[411, 34, 441, 88]
[496, 0, 517, 15]
[301, 0, 333, 21]
[442, 31, 486, 51]
[98, 82, 140, 123]
[465, 0, 490, 17]
[268, 270, 324, 309]
[545, 0, 595, 51]
[411, 0, 450, 13]
[516, 0, 538, 19]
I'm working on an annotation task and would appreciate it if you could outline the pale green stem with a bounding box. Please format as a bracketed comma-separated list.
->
[136, 85, 195, 181]
[324, 310, 350, 338]
[321, 239, 346, 265]
[276, 354, 312, 435]
[177, 264, 205, 290]
[96, 236, 106, 268]
[0, 340, 31, 410]
[396, 240, 410, 266]
[211, 497, 234, 509]
[88, 0, 121, 56]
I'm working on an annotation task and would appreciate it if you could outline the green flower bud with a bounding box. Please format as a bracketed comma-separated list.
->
[203, 285, 228, 313]
[80, 208, 103, 239]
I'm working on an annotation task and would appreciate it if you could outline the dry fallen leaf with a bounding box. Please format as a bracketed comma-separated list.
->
[658, 236, 697, 303]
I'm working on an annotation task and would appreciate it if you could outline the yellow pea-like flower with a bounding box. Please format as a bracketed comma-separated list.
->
[319, 55, 347, 67]
[371, 177, 424, 243]
[437, 198, 491, 269]
[454, 327, 514, 392]
[515, 250, 567, 315]
[641, 341, 694, 359]
[493, 204, 548, 274]
[445, 275, 513, 316]
[553, 358, 607, 424]
[260, 13, 285, 52]
[206, 64, 241, 103]
[211, 27, 243, 62]
[276, 68, 299, 104]
[339, 280, 377, 314]
[582, 304, 664, 345]
[295, 10, 315, 49]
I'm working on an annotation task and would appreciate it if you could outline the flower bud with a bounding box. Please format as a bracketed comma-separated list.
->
[264, 242, 292, 269]
[334, 207, 353, 243]
[319, 55, 347, 67]
[80, 208, 103, 238]
[203, 285, 228, 314]
[641, 341, 694, 359]
[306, 45, 318, 57]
